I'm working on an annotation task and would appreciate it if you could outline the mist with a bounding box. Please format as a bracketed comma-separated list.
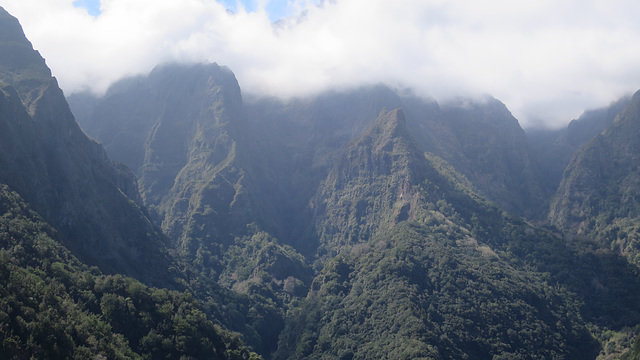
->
[2, 0, 640, 128]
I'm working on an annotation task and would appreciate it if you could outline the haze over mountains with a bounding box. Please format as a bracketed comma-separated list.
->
[3, 5, 640, 359]
[4, 0, 640, 128]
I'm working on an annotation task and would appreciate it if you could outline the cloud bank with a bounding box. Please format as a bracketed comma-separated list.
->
[2, 0, 640, 127]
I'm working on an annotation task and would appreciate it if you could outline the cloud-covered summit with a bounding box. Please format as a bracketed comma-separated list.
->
[2, 0, 640, 128]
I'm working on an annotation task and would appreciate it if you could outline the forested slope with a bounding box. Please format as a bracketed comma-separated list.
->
[4, 3, 640, 359]
[549, 90, 640, 267]
[0, 184, 260, 359]
[0, 6, 171, 284]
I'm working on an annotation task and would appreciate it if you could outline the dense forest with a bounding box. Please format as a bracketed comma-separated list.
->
[2, 5, 640, 359]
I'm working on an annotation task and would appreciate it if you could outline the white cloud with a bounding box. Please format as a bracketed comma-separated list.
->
[1, 0, 640, 128]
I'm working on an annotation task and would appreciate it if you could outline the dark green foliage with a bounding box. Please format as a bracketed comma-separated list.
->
[280, 108, 613, 359]
[0, 184, 260, 359]
[183, 229, 314, 357]
[219, 230, 312, 300]
[275, 223, 597, 360]
[622, 335, 640, 360]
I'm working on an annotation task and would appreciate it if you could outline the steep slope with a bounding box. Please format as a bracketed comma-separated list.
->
[277, 109, 602, 359]
[528, 96, 630, 194]
[0, 184, 260, 359]
[549, 89, 640, 266]
[311, 108, 433, 256]
[0, 7, 170, 284]
[243, 85, 406, 254]
[69, 63, 312, 357]
[312, 106, 544, 255]
[70, 63, 256, 261]
[246, 89, 547, 225]
[73, 78, 549, 262]
[431, 98, 549, 217]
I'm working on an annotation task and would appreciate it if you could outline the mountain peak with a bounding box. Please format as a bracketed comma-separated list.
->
[0, 6, 53, 113]
[360, 107, 417, 154]
[0, 7, 172, 283]
[610, 89, 640, 129]
[374, 107, 406, 129]
[312, 107, 431, 255]
[367, 107, 410, 140]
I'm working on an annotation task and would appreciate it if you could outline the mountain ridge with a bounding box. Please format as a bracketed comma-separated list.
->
[5, 4, 640, 358]
[549, 89, 640, 266]
[0, 7, 173, 284]
[312, 108, 432, 257]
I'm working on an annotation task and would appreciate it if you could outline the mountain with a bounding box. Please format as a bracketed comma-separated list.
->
[72, 79, 548, 263]
[68, 60, 640, 358]
[240, 85, 407, 255]
[68, 63, 282, 276]
[246, 90, 548, 221]
[69, 63, 251, 246]
[0, 7, 296, 358]
[4, 2, 635, 356]
[311, 108, 434, 256]
[69, 62, 314, 356]
[0, 184, 260, 359]
[276, 109, 600, 359]
[0, 7, 171, 284]
[528, 96, 630, 195]
[549, 89, 640, 266]
[412, 97, 549, 217]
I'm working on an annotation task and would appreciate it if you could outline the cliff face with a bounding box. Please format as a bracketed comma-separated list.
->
[433, 98, 548, 217]
[549, 90, 640, 265]
[0, 7, 170, 284]
[528, 96, 630, 195]
[71, 63, 253, 252]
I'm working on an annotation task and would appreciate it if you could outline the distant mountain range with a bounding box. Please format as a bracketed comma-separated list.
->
[2, 5, 640, 359]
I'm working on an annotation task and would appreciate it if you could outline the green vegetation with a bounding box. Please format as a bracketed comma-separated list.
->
[622, 334, 640, 360]
[275, 222, 596, 359]
[6, 3, 640, 356]
[549, 90, 640, 268]
[182, 229, 313, 357]
[0, 184, 260, 359]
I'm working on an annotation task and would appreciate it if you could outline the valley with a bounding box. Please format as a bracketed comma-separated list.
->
[2, 5, 640, 359]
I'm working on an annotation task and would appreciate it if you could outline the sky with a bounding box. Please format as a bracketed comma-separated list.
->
[1, 0, 640, 128]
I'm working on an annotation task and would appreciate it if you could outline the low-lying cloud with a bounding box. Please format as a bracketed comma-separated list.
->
[3, 0, 640, 128]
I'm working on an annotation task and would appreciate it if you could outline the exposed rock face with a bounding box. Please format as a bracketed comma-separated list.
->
[0, 7, 170, 284]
